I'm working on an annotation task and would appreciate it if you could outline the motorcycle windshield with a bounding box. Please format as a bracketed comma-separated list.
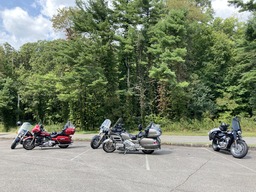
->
[146, 122, 161, 131]
[100, 119, 111, 131]
[231, 117, 241, 131]
[17, 122, 32, 134]
[64, 121, 75, 129]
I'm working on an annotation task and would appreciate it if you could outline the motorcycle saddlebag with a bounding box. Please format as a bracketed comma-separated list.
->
[208, 132, 215, 140]
[56, 136, 72, 144]
[64, 128, 75, 135]
[140, 138, 160, 149]
[208, 128, 219, 140]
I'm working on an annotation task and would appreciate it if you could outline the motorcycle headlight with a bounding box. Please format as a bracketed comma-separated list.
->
[237, 131, 242, 136]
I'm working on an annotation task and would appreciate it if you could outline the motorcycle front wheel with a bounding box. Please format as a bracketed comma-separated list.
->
[103, 141, 116, 153]
[230, 140, 248, 158]
[90, 135, 101, 149]
[11, 138, 19, 149]
[23, 138, 35, 150]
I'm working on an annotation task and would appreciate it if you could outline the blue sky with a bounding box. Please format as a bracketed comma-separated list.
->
[0, 0, 251, 50]
[0, 0, 76, 49]
[0, 0, 41, 16]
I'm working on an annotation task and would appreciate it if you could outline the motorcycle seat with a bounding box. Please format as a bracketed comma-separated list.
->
[129, 133, 137, 140]
[137, 131, 145, 138]
[50, 131, 63, 138]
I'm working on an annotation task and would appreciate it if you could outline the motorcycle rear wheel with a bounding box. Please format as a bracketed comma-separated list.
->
[103, 142, 116, 153]
[142, 150, 154, 154]
[23, 139, 35, 150]
[230, 140, 248, 159]
[212, 139, 220, 151]
[58, 144, 69, 148]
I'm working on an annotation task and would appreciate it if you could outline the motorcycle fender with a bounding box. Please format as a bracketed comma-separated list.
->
[13, 136, 20, 143]
[103, 138, 113, 144]
[92, 135, 100, 140]
[23, 136, 34, 141]
[231, 138, 243, 149]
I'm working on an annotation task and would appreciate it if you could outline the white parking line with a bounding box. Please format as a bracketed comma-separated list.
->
[204, 148, 256, 173]
[71, 149, 90, 161]
[145, 155, 150, 171]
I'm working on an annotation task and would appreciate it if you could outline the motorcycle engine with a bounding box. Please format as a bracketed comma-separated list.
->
[41, 138, 54, 147]
[219, 136, 230, 149]
[123, 140, 136, 151]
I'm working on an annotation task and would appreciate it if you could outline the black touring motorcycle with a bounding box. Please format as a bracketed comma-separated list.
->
[208, 116, 248, 158]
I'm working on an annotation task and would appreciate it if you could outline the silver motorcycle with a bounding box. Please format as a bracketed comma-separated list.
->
[11, 121, 33, 149]
[91, 118, 126, 149]
[102, 121, 162, 154]
[90, 119, 112, 149]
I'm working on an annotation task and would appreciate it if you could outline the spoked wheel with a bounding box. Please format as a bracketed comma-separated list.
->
[102, 141, 116, 153]
[212, 138, 220, 151]
[230, 140, 248, 158]
[23, 139, 35, 150]
[90, 136, 101, 149]
[142, 150, 154, 154]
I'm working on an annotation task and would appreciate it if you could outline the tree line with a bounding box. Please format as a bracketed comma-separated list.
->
[0, 0, 255, 131]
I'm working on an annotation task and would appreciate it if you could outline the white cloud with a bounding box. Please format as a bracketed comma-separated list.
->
[212, 0, 251, 21]
[0, 0, 77, 50]
[2, 7, 50, 39]
[0, 0, 251, 50]
[37, 0, 76, 18]
[0, 7, 58, 49]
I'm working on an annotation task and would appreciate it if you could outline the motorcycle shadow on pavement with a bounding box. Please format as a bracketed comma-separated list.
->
[16, 145, 86, 150]
[216, 150, 232, 156]
[213, 149, 253, 159]
[116, 149, 172, 155]
[10, 146, 25, 150]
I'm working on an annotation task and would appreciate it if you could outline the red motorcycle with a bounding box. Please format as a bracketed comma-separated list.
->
[22, 121, 75, 150]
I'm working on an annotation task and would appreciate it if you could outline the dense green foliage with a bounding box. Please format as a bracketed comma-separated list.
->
[0, 0, 256, 131]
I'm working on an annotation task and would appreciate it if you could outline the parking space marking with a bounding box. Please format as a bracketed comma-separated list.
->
[70, 149, 90, 161]
[145, 155, 150, 171]
[204, 148, 256, 174]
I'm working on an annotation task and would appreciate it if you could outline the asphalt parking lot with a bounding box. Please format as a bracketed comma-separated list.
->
[1, 140, 256, 192]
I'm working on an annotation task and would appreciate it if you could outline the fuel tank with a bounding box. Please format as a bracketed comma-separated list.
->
[121, 132, 130, 140]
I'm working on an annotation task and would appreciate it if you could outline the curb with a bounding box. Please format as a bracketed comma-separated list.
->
[1, 134, 255, 149]
[164, 142, 211, 148]
[165, 142, 256, 150]
[74, 139, 256, 150]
